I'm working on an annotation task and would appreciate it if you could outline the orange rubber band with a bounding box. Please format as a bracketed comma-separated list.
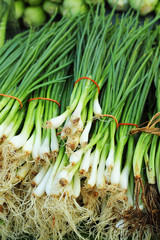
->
[100, 114, 119, 129]
[118, 123, 139, 128]
[56, 131, 62, 136]
[74, 77, 100, 94]
[0, 94, 23, 109]
[28, 97, 60, 107]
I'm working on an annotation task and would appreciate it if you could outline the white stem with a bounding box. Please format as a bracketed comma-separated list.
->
[87, 149, 100, 188]
[80, 120, 92, 147]
[9, 132, 29, 149]
[66, 133, 80, 152]
[67, 181, 74, 196]
[61, 116, 70, 138]
[73, 173, 81, 198]
[70, 117, 83, 135]
[50, 154, 69, 194]
[106, 148, 114, 167]
[79, 148, 92, 173]
[96, 154, 106, 189]
[45, 161, 61, 196]
[32, 165, 48, 186]
[33, 166, 53, 197]
[71, 99, 83, 122]
[16, 162, 32, 180]
[139, 204, 144, 210]
[63, 119, 75, 136]
[50, 128, 59, 154]
[89, 151, 95, 167]
[127, 189, 133, 206]
[3, 122, 14, 138]
[111, 160, 121, 185]
[116, 219, 124, 229]
[119, 165, 130, 190]
[104, 148, 114, 183]
[32, 134, 41, 160]
[57, 169, 69, 185]
[61, 130, 67, 139]
[47, 111, 69, 129]
[69, 149, 83, 164]
[39, 137, 50, 159]
[22, 134, 34, 154]
[0, 122, 6, 138]
[93, 97, 102, 116]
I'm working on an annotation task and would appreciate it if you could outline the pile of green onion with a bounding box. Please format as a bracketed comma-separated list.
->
[0, 4, 160, 240]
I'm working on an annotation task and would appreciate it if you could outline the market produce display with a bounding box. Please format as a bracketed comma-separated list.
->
[13, 0, 160, 28]
[0, 3, 160, 240]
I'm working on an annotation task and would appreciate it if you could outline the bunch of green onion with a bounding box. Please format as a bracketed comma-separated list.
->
[0, 4, 160, 240]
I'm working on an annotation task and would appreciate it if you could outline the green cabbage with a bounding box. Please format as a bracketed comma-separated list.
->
[85, 0, 103, 5]
[43, 1, 59, 16]
[14, 0, 25, 19]
[129, 0, 158, 15]
[23, 6, 47, 27]
[60, 0, 88, 17]
[155, 2, 160, 14]
[107, 0, 129, 11]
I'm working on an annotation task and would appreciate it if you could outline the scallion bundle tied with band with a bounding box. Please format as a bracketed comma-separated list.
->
[0, 4, 160, 240]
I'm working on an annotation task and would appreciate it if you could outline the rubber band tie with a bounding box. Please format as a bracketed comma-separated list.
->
[100, 114, 119, 129]
[99, 115, 139, 130]
[28, 97, 61, 107]
[56, 131, 62, 136]
[0, 94, 23, 109]
[74, 77, 100, 94]
[118, 123, 139, 128]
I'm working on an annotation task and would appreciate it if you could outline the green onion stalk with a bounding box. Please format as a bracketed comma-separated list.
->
[55, 11, 159, 189]
[83, 20, 160, 240]
[48, 6, 160, 161]
[23, 122, 92, 239]
[79, 34, 156, 215]
[25, 148, 92, 240]
[25, 7, 115, 239]
[129, 66, 160, 236]
[0, 16, 79, 147]
[0, 77, 77, 240]
[10, 61, 69, 164]
[0, 15, 84, 240]
[111, 30, 159, 189]
[110, 35, 160, 238]
[43, 10, 159, 219]
[0, 59, 75, 193]
[0, 16, 81, 194]
[25, 83, 92, 240]
[46, 13, 160, 239]
[46, 5, 117, 156]
[31, 10, 160, 239]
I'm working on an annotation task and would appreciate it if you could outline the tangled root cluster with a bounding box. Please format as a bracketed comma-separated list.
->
[122, 178, 160, 239]
[23, 194, 92, 240]
[0, 169, 159, 240]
